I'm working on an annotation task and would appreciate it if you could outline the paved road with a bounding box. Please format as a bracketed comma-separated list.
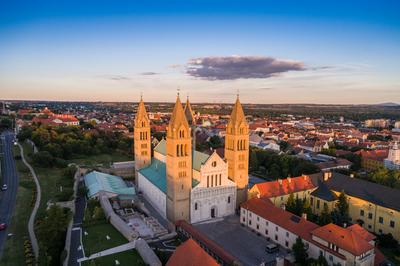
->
[68, 191, 86, 266]
[19, 142, 41, 259]
[0, 131, 19, 259]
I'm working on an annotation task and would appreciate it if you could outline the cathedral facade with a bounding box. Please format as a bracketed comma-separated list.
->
[134, 94, 249, 224]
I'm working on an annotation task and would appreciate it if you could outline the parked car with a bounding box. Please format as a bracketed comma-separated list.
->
[1, 184, 7, 191]
[0, 223, 7, 231]
[265, 243, 279, 253]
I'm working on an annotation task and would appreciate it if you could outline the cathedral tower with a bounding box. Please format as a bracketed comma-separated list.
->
[224, 95, 249, 207]
[134, 96, 151, 185]
[166, 94, 192, 223]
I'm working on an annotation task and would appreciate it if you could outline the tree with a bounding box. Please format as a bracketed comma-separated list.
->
[302, 198, 313, 219]
[286, 194, 296, 213]
[292, 237, 308, 265]
[92, 206, 105, 221]
[36, 205, 70, 265]
[319, 204, 332, 225]
[332, 191, 349, 226]
[208, 135, 222, 149]
[249, 150, 259, 171]
[32, 151, 54, 167]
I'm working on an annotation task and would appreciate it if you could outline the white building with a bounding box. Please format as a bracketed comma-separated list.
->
[240, 197, 378, 266]
[138, 139, 236, 223]
[384, 142, 400, 170]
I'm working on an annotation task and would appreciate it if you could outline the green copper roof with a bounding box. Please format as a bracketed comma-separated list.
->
[153, 139, 210, 171]
[84, 171, 135, 198]
[139, 158, 201, 194]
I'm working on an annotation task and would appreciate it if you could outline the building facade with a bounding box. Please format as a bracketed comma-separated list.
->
[135, 95, 242, 224]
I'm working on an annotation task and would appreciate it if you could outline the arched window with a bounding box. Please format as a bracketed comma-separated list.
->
[237, 140, 240, 150]
[142, 121, 145, 127]
[219, 174, 222, 185]
[228, 196, 231, 203]
[177, 145, 180, 157]
[180, 144, 184, 157]
[185, 144, 188, 156]
[195, 203, 198, 210]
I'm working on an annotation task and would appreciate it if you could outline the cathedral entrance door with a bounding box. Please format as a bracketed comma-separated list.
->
[211, 207, 216, 218]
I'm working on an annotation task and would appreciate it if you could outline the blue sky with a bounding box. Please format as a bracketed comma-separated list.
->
[0, 1, 399, 103]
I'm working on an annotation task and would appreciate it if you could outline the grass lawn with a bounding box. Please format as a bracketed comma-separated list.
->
[0, 145, 35, 266]
[82, 222, 144, 266]
[68, 152, 133, 168]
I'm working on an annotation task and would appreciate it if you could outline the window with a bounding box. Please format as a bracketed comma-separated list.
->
[265, 229, 268, 235]
[368, 213, 373, 219]
[329, 255, 333, 261]
[195, 203, 198, 210]
[257, 216, 260, 221]
[256, 224, 259, 230]
[249, 213, 252, 217]
[390, 221, 395, 228]
[379, 217, 384, 224]
[249, 220, 252, 225]
[360, 210, 364, 216]
[310, 197, 314, 205]
[228, 196, 231, 204]
[207, 176, 209, 188]
[285, 241, 289, 247]
[286, 232, 289, 238]
[317, 200, 320, 209]
[212, 161, 217, 167]
[368, 224, 372, 229]
[266, 221, 269, 226]
[379, 229, 383, 234]
[242, 217, 245, 222]
[275, 235, 278, 241]
[324, 202, 327, 209]
[275, 226, 279, 232]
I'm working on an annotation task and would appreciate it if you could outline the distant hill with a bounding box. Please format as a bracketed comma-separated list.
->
[376, 102, 400, 107]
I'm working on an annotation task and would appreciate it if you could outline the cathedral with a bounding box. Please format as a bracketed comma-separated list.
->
[133, 94, 249, 224]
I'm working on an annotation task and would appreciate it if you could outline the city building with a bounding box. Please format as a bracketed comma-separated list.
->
[135, 95, 248, 224]
[356, 150, 389, 171]
[166, 238, 219, 266]
[384, 142, 400, 170]
[240, 197, 381, 266]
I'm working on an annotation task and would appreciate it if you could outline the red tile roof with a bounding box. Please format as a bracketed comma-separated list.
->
[166, 238, 219, 266]
[241, 197, 319, 241]
[356, 149, 389, 162]
[347, 224, 376, 242]
[311, 223, 374, 256]
[251, 175, 316, 198]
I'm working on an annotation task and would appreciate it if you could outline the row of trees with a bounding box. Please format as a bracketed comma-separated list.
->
[249, 147, 320, 180]
[285, 191, 349, 227]
[18, 125, 132, 167]
[36, 205, 70, 266]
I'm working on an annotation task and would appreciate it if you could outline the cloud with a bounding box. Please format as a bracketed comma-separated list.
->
[98, 75, 130, 81]
[140, 72, 159, 76]
[186, 56, 305, 80]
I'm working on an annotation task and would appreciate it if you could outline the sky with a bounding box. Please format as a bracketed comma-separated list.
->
[0, 0, 400, 104]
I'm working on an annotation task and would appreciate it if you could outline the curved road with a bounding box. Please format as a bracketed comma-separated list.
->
[0, 131, 19, 259]
[19, 142, 40, 259]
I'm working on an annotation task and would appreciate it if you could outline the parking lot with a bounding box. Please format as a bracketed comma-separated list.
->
[194, 215, 287, 266]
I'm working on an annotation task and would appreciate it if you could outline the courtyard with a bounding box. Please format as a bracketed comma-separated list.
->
[194, 215, 288, 266]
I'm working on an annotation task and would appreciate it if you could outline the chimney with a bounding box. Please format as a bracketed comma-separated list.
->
[302, 213, 307, 220]
[278, 179, 283, 185]
[323, 171, 332, 181]
[287, 176, 291, 183]
[343, 222, 347, 228]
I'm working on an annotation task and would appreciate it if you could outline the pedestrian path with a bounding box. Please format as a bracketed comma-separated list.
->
[77, 241, 136, 262]
[19, 143, 41, 261]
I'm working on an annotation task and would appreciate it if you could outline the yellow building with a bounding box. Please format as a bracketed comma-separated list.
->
[225, 95, 249, 206]
[309, 178, 337, 216]
[133, 96, 151, 185]
[166, 95, 193, 223]
[321, 172, 400, 241]
[248, 175, 317, 208]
